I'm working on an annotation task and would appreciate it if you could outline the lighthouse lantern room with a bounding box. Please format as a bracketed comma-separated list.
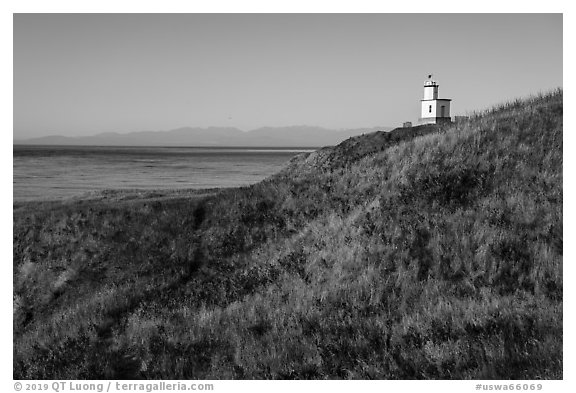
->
[419, 75, 452, 124]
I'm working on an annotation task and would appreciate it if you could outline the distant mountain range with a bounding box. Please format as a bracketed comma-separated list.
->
[14, 126, 394, 147]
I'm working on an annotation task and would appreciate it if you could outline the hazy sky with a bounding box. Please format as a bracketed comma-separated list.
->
[13, 13, 562, 138]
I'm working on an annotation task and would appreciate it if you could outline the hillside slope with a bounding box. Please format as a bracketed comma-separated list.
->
[13, 90, 562, 379]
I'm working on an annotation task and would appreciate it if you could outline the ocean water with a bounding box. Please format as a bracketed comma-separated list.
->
[13, 145, 312, 202]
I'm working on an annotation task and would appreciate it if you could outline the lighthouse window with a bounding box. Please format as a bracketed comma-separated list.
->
[429, 105, 432, 113]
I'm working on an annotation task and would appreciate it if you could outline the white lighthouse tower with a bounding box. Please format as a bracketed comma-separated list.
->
[419, 75, 451, 124]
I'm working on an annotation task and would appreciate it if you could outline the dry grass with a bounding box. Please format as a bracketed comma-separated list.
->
[13, 89, 562, 379]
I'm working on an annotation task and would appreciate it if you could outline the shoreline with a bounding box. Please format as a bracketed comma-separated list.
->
[13, 187, 226, 211]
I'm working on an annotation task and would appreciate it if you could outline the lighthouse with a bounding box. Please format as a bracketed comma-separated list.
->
[419, 75, 451, 124]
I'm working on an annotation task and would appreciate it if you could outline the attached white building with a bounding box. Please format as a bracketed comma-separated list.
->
[419, 76, 451, 124]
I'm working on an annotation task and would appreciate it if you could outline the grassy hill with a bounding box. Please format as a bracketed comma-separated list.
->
[13, 90, 562, 379]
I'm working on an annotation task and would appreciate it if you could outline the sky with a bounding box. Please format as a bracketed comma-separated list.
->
[13, 13, 562, 139]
